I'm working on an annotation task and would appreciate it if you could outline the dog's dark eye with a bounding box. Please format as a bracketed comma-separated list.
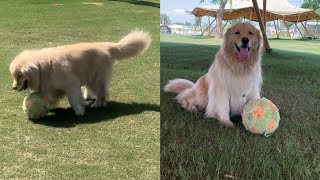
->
[249, 31, 253, 35]
[235, 31, 240, 35]
[17, 74, 23, 78]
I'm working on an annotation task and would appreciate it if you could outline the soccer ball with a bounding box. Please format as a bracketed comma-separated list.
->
[22, 92, 50, 119]
[242, 98, 280, 137]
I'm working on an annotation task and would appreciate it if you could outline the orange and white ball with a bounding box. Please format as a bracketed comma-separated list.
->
[22, 92, 50, 119]
[242, 98, 280, 137]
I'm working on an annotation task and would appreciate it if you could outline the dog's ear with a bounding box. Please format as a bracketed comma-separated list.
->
[223, 26, 232, 49]
[21, 63, 40, 91]
[257, 29, 264, 52]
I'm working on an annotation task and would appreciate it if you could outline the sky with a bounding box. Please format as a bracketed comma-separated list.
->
[161, 0, 304, 24]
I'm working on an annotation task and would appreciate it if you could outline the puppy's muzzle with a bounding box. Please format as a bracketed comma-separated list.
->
[13, 80, 28, 91]
[242, 37, 249, 45]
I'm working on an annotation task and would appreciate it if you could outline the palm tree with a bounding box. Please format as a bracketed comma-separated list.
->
[194, 16, 202, 26]
[200, 0, 228, 40]
[161, 13, 171, 26]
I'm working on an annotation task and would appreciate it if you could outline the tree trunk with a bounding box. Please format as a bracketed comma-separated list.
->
[215, 0, 227, 40]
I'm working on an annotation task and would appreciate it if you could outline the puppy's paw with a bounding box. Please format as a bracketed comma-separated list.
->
[216, 115, 234, 128]
[179, 99, 198, 112]
[91, 99, 107, 108]
[74, 105, 85, 116]
[221, 120, 234, 128]
[187, 105, 199, 112]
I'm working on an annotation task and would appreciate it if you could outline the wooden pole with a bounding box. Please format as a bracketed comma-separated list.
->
[294, 23, 304, 38]
[201, 18, 216, 36]
[277, 18, 280, 38]
[292, 24, 297, 38]
[249, 11, 253, 22]
[273, 19, 279, 38]
[252, 0, 271, 51]
[200, 16, 203, 35]
[208, 24, 217, 36]
[282, 19, 291, 39]
[263, 0, 267, 32]
[208, 16, 211, 36]
[217, 20, 229, 37]
[301, 21, 312, 37]
[222, 20, 229, 31]
[292, 15, 301, 38]
[304, 20, 307, 36]
[312, 19, 318, 40]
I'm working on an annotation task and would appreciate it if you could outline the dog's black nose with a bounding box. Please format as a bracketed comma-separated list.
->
[12, 86, 17, 90]
[242, 37, 249, 45]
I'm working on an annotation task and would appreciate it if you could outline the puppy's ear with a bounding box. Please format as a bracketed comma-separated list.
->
[22, 63, 40, 91]
[223, 26, 232, 49]
[257, 30, 264, 52]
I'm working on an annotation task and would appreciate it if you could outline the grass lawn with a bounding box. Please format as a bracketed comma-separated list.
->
[0, 0, 159, 179]
[161, 34, 320, 179]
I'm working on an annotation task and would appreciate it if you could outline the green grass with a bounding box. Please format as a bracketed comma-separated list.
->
[0, 0, 159, 179]
[161, 34, 320, 179]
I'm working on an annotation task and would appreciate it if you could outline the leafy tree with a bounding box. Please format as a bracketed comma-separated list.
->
[301, 0, 320, 11]
[185, 22, 192, 26]
[286, 22, 295, 29]
[160, 13, 171, 25]
[228, 19, 242, 25]
[193, 16, 202, 26]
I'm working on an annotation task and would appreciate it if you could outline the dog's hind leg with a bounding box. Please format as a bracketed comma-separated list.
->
[104, 64, 112, 102]
[90, 64, 112, 108]
[176, 88, 199, 112]
[91, 86, 107, 108]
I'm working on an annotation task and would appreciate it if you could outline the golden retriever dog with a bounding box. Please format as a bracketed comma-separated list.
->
[10, 31, 151, 116]
[164, 22, 263, 127]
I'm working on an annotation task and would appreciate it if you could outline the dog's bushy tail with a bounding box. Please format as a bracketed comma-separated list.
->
[109, 31, 151, 60]
[164, 79, 194, 94]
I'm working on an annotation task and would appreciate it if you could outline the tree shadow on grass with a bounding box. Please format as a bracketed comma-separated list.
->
[268, 38, 319, 42]
[30, 101, 159, 128]
[108, 0, 159, 8]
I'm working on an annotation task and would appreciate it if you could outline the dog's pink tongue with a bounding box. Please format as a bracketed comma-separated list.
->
[238, 48, 249, 62]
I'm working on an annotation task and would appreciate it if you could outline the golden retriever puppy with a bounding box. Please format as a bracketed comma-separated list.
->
[10, 31, 151, 116]
[164, 22, 263, 127]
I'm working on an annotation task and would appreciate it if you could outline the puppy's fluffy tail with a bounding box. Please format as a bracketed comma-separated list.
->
[109, 31, 151, 60]
[164, 79, 194, 94]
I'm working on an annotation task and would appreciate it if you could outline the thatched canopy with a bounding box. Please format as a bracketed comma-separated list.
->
[192, 0, 319, 22]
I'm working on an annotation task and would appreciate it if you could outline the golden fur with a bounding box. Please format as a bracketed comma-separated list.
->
[164, 22, 263, 127]
[10, 31, 151, 116]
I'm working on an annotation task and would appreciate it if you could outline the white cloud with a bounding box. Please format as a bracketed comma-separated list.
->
[173, 9, 186, 14]
[161, 9, 194, 23]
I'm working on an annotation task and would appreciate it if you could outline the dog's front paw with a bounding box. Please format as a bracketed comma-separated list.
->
[91, 99, 107, 108]
[216, 115, 234, 128]
[74, 105, 85, 116]
[221, 120, 234, 128]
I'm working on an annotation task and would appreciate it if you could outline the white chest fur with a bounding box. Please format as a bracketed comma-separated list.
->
[220, 67, 261, 116]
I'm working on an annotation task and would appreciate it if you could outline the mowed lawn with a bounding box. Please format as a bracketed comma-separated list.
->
[161, 34, 320, 179]
[0, 0, 159, 179]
